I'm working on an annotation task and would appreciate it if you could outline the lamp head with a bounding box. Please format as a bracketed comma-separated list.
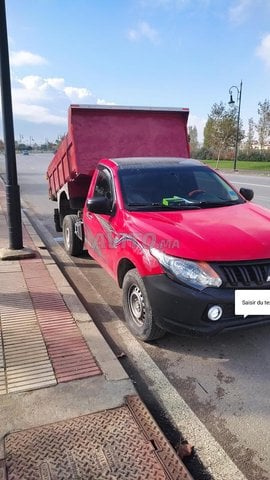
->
[228, 93, 235, 105]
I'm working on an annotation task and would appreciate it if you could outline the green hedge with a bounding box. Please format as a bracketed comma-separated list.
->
[193, 148, 270, 162]
[237, 151, 270, 162]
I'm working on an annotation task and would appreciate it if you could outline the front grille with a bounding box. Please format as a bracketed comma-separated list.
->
[214, 260, 270, 288]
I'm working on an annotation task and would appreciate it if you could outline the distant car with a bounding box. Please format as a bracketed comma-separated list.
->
[22, 150, 29, 155]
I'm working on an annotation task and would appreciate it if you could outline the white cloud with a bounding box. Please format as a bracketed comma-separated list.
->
[13, 76, 51, 104]
[229, 0, 251, 22]
[9, 71, 114, 128]
[229, 0, 270, 23]
[18, 75, 45, 90]
[64, 87, 92, 99]
[13, 86, 46, 103]
[256, 33, 270, 68]
[5, 49, 115, 135]
[97, 99, 116, 105]
[13, 103, 66, 126]
[10, 50, 47, 67]
[46, 78, 65, 90]
[127, 21, 159, 44]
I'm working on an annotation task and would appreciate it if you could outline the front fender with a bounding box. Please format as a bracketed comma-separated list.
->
[114, 235, 162, 278]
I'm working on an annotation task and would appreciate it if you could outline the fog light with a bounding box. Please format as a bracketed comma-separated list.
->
[208, 305, 223, 321]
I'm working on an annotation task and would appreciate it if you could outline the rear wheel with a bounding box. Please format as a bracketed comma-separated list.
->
[122, 269, 165, 341]
[62, 214, 83, 256]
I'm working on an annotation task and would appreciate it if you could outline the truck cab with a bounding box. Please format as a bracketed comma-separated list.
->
[62, 156, 270, 341]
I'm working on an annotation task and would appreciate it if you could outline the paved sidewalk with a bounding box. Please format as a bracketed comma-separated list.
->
[0, 179, 192, 480]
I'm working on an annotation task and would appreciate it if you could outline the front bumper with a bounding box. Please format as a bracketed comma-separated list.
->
[143, 274, 270, 335]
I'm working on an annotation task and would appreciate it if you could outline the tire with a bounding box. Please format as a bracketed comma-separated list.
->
[62, 214, 83, 256]
[122, 269, 165, 342]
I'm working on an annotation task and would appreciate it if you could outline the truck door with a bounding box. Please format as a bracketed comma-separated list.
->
[84, 167, 117, 275]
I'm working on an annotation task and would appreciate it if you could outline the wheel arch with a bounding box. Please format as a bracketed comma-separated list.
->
[117, 258, 136, 288]
[57, 185, 76, 228]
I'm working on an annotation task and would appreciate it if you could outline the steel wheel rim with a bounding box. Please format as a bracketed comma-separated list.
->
[128, 284, 146, 327]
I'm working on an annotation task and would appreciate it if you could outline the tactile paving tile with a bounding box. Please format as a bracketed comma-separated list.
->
[4, 396, 192, 480]
[0, 369, 6, 394]
[0, 269, 56, 393]
[0, 328, 6, 395]
[0, 199, 101, 389]
[20, 257, 102, 382]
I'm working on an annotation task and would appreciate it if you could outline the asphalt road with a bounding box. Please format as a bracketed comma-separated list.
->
[1, 153, 270, 479]
[224, 171, 270, 209]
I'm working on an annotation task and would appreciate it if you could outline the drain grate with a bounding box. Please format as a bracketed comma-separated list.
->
[126, 396, 192, 480]
[4, 396, 193, 480]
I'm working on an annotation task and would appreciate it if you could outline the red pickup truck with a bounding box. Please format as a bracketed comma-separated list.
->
[47, 105, 270, 341]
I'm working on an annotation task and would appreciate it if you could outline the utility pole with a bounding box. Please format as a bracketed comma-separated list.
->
[0, 0, 34, 259]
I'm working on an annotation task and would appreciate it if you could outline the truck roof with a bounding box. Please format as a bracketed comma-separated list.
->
[70, 104, 189, 113]
[109, 157, 202, 169]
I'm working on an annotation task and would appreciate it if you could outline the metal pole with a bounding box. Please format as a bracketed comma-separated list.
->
[0, 0, 23, 249]
[233, 81, 242, 172]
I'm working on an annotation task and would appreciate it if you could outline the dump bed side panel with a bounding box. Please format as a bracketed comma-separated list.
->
[47, 106, 190, 199]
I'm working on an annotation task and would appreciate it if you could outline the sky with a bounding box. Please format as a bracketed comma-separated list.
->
[0, 0, 270, 145]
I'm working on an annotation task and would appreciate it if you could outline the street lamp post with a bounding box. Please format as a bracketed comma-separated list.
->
[0, 0, 34, 259]
[228, 81, 243, 172]
[0, 0, 23, 249]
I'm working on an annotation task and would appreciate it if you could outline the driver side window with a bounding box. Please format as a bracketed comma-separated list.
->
[94, 170, 113, 201]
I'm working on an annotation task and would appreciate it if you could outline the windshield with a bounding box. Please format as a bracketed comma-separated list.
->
[119, 165, 244, 211]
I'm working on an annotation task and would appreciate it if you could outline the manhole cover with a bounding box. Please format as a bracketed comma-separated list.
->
[4, 396, 192, 480]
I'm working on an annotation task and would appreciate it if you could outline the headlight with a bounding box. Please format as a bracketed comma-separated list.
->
[150, 247, 222, 290]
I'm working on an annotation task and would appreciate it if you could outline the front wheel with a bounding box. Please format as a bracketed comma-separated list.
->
[122, 269, 165, 341]
[62, 214, 83, 256]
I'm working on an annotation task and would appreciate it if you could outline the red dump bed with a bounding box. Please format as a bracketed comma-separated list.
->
[47, 105, 190, 200]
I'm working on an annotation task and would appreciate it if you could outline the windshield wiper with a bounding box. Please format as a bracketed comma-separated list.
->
[128, 203, 149, 206]
[194, 200, 241, 208]
[127, 202, 200, 210]
[161, 203, 201, 210]
[127, 199, 241, 210]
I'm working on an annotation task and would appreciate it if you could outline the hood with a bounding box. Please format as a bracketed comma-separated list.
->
[125, 202, 270, 261]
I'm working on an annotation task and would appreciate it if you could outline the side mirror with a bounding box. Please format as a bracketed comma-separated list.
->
[86, 197, 112, 214]
[239, 187, 254, 201]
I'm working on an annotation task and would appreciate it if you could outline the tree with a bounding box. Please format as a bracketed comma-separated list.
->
[188, 125, 199, 156]
[204, 102, 244, 167]
[257, 99, 270, 151]
[245, 118, 255, 153]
